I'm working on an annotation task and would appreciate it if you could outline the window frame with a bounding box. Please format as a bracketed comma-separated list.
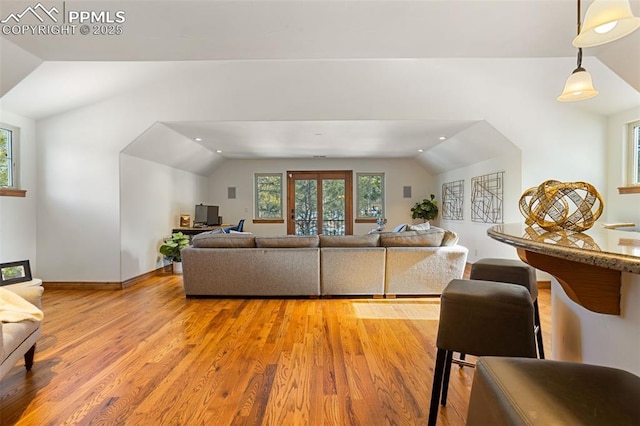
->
[619, 119, 640, 194]
[355, 172, 385, 222]
[0, 123, 24, 197]
[628, 120, 640, 185]
[254, 173, 284, 222]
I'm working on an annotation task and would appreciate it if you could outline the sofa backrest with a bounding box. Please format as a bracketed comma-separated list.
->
[191, 228, 458, 249]
[380, 229, 445, 247]
[319, 234, 380, 247]
[255, 235, 319, 248]
[192, 232, 256, 248]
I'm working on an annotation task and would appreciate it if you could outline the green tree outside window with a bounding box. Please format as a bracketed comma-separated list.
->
[0, 128, 12, 187]
[357, 173, 384, 219]
[255, 173, 283, 219]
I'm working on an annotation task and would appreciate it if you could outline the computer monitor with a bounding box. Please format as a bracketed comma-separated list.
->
[194, 204, 220, 226]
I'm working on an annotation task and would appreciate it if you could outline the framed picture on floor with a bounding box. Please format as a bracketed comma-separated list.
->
[0, 260, 32, 286]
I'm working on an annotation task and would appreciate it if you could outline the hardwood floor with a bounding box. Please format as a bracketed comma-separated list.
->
[1, 273, 551, 425]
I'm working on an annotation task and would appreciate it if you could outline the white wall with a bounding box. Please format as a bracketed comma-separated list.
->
[207, 158, 433, 236]
[605, 106, 640, 224]
[0, 110, 37, 269]
[436, 148, 522, 263]
[30, 58, 614, 281]
[551, 272, 640, 375]
[120, 154, 209, 281]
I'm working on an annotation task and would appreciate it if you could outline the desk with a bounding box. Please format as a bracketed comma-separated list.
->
[172, 227, 220, 236]
[488, 223, 640, 375]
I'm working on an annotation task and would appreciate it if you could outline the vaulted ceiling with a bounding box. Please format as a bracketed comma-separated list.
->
[1, 0, 639, 174]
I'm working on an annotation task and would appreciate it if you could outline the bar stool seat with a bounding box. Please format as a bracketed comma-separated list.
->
[467, 357, 640, 425]
[470, 258, 545, 359]
[428, 279, 537, 426]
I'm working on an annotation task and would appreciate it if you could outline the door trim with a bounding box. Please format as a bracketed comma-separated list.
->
[286, 170, 353, 235]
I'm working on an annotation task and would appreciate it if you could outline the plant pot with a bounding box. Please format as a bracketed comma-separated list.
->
[172, 261, 183, 274]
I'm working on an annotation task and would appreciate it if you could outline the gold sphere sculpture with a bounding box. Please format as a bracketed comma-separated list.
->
[518, 180, 604, 232]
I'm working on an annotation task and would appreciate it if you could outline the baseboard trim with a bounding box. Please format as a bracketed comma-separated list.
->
[122, 265, 172, 288]
[42, 281, 124, 290]
[43, 265, 172, 290]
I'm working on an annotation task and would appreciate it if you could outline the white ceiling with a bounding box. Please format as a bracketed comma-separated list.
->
[165, 119, 478, 159]
[1, 1, 636, 64]
[1, 0, 639, 169]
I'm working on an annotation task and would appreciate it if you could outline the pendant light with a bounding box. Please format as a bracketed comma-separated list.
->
[573, 0, 640, 48]
[558, 0, 599, 102]
[557, 49, 599, 101]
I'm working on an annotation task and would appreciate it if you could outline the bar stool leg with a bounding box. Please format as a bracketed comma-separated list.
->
[458, 352, 466, 368]
[534, 300, 545, 359]
[428, 348, 447, 426]
[440, 350, 454, 405]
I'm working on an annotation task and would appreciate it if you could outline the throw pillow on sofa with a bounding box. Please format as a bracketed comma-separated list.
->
[440, 229, 459, 246]
[406, 222, 431, 231]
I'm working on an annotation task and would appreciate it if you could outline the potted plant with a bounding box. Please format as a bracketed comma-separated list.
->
[411, 194, 439, 222]
[159, 232, 190, 274]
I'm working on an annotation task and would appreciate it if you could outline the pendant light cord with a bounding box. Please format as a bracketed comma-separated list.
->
[576, 48, 584, 71]
[574, 0, 585, 73]
[577, 0, 581, 35]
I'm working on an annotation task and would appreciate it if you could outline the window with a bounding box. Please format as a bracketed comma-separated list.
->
[630, 120, 640, 185]
[0, 127, 14, 187]
[0, 124, 23, 196]
[356, 173, 384, 220]
[621, 120, 640, 194]
[255, 173, 283, 220]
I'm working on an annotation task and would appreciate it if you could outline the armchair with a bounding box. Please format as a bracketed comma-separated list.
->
[0, 279, 44, 380]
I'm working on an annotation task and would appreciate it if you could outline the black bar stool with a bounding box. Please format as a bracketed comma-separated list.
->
[467, 357, 640, 425]
[470, 258, 545, 359]
[428, 279, 537, 426]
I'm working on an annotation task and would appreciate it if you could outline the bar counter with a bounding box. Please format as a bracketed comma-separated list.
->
[488, 223, 640, 375]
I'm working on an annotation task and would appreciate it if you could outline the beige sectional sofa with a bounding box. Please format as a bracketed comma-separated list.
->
[182, 228, 468, 298]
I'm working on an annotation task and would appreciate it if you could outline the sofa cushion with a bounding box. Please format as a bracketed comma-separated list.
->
[192, 232, 256, 248]
[320, 234, 380, 247]
[255, 235, 319, 248]
[380, 229, 445, 247]
[406, 222, 431, 231]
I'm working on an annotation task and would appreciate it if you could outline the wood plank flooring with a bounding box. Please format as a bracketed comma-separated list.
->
[0, 273, 551, 425]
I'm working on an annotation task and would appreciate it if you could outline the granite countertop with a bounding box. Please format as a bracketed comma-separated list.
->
[488, 223, 640, 275]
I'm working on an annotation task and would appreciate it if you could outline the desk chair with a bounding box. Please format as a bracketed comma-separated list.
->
[223, 219, 245, 233]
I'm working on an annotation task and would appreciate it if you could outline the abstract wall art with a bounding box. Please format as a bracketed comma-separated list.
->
[442, 180, 464, 220]
[471, 172, 504, 223]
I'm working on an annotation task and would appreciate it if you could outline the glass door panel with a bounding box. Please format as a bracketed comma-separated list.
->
[294, 179, 318, 236]
[322, 179, 346, 235]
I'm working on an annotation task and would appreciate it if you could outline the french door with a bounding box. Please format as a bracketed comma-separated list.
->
[286, 171, 353, 235]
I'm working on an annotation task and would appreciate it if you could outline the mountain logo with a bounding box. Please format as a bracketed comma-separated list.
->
[1, 2, 60, 24]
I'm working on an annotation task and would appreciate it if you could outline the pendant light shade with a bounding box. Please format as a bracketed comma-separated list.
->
[573, 0, 640, 47]
[557, 68, 599, 101]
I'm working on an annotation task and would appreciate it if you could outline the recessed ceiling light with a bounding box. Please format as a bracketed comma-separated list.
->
[439, 136, 446, 140]
[313, 155, 327, 158]
[418, 149, 424, 153]
[194, 137, 202, 142]
[216, 150, 222, 153]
